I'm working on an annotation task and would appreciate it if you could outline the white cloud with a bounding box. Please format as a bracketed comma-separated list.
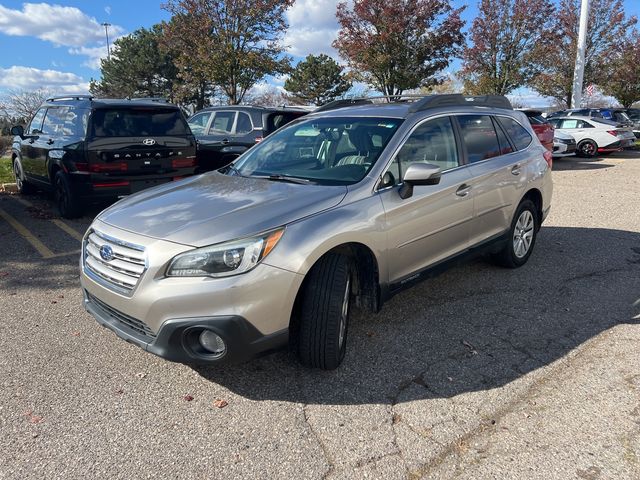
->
[0, 3, 123, 47]
[0, 3, 124, 70]
[69, 44, 111, 70]
[0, 66, 89, 94]
[285, 0, 342, 59]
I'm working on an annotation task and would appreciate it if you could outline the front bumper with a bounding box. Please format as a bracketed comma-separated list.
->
[80, 219, 303, 364]
[83, 290, 288, 364]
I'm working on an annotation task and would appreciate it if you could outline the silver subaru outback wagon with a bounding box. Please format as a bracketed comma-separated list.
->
[80, 95, 553, 370]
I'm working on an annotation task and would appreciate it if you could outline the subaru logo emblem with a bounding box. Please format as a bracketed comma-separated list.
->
[142, 138, 156, 146]
[99, 245, 114, 261]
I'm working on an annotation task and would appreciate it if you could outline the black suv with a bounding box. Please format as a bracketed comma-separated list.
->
[11, 96, 197, 218]
[187, 105, 309, 171]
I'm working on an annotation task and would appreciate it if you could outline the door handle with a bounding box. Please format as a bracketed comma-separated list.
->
[221, 138, 230, 145]
[456, 184, 471, 197]
[46, 138, 55, 145]
[511, 164, 521, 176]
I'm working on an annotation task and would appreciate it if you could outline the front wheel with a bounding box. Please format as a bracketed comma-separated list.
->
[296, 253, 353, 370]
[493, 199, 539, 268]
[13, 157, 36, 194]
[577, 139, 597, 158]
[54, 171, 82, 218]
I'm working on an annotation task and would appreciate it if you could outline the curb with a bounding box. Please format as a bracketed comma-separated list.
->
[1, 183, 17, 193]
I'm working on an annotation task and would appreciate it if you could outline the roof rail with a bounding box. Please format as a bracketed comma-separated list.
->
[46, 95, 93, 102]
[314, 98, 375, 113]
[128, 97, 169, 103]
[408, 94, 512, 113]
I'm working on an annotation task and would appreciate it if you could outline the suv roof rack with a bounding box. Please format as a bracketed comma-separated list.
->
[128, 97, 169, 103]
[408, 94, 512, 112]
[46, 95, 93, 102]
[315, 94, 513, 114]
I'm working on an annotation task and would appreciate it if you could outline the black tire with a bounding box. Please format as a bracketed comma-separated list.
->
[493, 199, 538, 268]
[12, 157, 36, 194]
[577, 139, 597, 158]
[54, 171, 82, 218]
[297, 253, 353, 370]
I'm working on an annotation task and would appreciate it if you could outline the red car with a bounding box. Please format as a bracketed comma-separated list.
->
[519, 109, 554, 152]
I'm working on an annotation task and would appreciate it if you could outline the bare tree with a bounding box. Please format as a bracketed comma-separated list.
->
[0, 89, 53, 123]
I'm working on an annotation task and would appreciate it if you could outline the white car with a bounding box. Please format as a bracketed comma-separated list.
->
[547, 116, 636, 157]
[552, 131, 577, 157]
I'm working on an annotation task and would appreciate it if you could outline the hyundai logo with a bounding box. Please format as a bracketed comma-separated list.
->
[99, 245, 114, 262]
[142, 138, 156, 146]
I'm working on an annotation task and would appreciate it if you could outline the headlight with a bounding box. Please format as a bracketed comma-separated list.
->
[166, 228, 284, 277]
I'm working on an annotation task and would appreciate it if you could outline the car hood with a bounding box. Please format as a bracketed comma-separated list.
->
[98, 172, 348, 247]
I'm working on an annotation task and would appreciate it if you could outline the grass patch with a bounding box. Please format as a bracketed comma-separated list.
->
[0, 156, 14, 184]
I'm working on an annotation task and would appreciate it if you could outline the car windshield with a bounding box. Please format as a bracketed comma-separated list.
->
[229, 116, 403, 185]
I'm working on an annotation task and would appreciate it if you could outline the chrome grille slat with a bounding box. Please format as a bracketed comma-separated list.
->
[87, 292, 156, 340]
[83, 229, 147, 295]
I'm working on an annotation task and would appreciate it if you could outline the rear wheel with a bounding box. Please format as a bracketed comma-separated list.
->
[12, 157, 36, 194]
[577, 139, 597, 157]
[54, 171, 82, 218]
[493, 199, 538, 268]
[297, 253, 352, 370]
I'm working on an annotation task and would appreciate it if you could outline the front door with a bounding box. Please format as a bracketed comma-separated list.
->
[378, 116, 474, 285]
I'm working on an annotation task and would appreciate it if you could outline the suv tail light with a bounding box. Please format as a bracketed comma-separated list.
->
[543, 150, 553, 169]
[171, 157, 197, 168]
[606, 130, 619, 137]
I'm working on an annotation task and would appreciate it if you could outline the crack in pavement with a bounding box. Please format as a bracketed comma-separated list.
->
[301, 403, 335, 479]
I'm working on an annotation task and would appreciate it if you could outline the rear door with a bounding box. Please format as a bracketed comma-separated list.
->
[85, 106, 196, 190]
[457, 114, 529, 246]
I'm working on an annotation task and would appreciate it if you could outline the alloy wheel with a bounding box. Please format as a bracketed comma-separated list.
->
[513, 210, 534, 258]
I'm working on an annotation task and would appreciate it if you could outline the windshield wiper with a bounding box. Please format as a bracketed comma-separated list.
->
[253, 174, 316, 185]
[221, 164, 244, 177]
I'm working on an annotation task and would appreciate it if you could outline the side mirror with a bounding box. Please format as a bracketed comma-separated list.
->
[11, 125, 24, 138]
[399, 163, 442, 199]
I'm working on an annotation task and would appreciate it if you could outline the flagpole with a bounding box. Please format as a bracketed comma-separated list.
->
[571, 0, 590, 108]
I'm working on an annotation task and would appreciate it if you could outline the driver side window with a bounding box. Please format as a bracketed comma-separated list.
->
[28, 108, 47, 135]
[386, 116, 459, 185]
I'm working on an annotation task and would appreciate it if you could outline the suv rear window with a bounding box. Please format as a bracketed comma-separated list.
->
[90, 108, 190, 137]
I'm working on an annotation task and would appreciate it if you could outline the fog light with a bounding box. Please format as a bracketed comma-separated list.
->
[198, 330, 226, 357]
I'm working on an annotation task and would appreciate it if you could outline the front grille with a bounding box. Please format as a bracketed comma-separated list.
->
[87, 292, 156, 341]
[83, 229, 146, 295]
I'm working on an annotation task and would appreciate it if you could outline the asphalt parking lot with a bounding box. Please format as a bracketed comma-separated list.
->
[1, 152, 639, 479]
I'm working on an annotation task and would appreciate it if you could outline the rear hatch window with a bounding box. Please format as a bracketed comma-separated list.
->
[90, 107, 190, 137]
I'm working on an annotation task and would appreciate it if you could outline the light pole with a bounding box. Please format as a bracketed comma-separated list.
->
[101, 22, 112, 61]
[571, 0, 590, 108]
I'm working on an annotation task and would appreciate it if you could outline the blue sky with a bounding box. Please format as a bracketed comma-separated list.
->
[0, 1, 639, 105]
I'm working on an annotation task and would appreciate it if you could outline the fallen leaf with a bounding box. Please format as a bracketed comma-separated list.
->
[365, 331, 375, 337]
[50, 300, 57, 304]
[183, 394, 194, 402]
[71, 331, 80, 337]
[58, 294, 64, 299]
[213, 399, 228, 409]
[29, 415, 43, 424]
[0, 272, 9, 278]
[135, 372, 147, 379]
[114, 388, 124, 395]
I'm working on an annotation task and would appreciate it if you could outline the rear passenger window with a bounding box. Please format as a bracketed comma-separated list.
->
[235, 112, 253, 134]
[41, 107, 66, 136]
[496, 117, 533, 150]
[209, 112, 235, 134]
[396, 116, 459, 174]
[457, 115, 501, 163]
